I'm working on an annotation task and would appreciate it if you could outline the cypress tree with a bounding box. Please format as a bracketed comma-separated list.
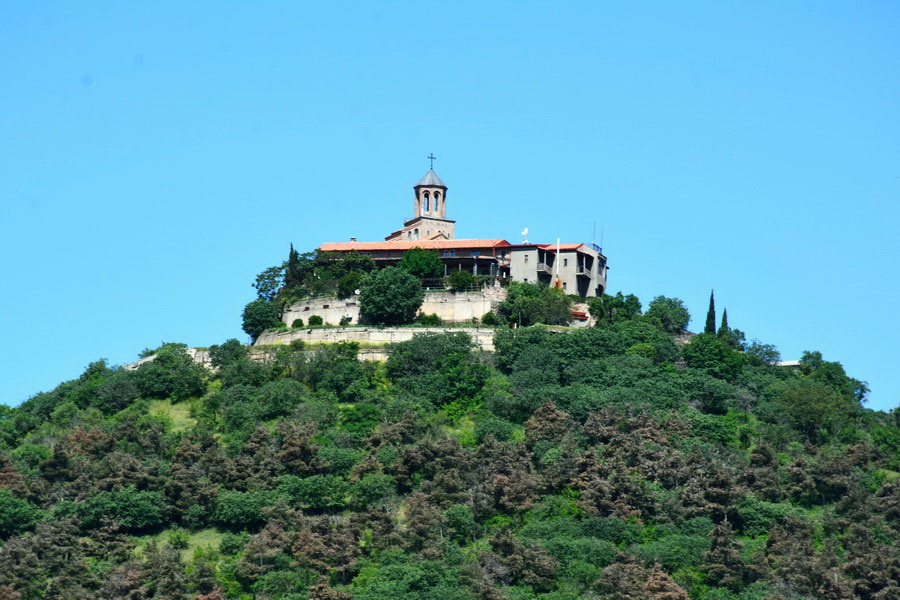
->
[285, 243, 302, 288]
[718, 308, 730, 338]
[704, 290, 716, 334]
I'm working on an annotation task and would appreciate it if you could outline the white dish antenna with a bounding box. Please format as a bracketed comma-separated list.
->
[521, 227, 529, 244]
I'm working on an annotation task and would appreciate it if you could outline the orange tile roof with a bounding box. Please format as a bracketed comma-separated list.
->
[319, 239, 511, 252]
[539, 243, 586, 252]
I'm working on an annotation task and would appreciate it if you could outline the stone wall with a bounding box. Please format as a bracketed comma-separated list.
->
[255, 326, 497, 351]
[280, 287, 507, 327]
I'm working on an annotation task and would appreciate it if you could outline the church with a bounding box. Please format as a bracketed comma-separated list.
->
[319, 167, 609, 298]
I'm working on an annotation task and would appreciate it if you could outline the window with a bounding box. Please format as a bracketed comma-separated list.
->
[434, 191, 440, 212]
[423, 192, 430, 212]
[563, 282, 567, 290]
[471, 251, 479, 257]
[443, 251, 456, 257]
[564, 259, 568, 267]
[524, 255, 529, 263]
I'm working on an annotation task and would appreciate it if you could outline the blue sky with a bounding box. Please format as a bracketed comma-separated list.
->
[1, 1, 897, 411]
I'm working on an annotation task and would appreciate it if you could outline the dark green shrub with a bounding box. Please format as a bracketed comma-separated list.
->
[291, 318, 304, 328]
[308, 315, 324, 326]
[418, 313, 442, 326]
[474, 414, 516, 443]
[0, 489, 43, 538]
[78, 487, 165, 531]
[213, 490, 275, 529]
[277, 474, 349, 511]
[481, 311, 499, 326]
[351, 473, 395, 507]
[448, 269, 476, 292]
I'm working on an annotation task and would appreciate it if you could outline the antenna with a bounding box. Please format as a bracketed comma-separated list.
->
[592, 221, 596, 246]
[599, 227, 604, 253]
[521, 227, 529, 244]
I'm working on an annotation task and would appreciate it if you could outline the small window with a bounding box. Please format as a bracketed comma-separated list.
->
[564, 259, 568, 267]
[524, 255, 529, 263]
[471, 251, 479, 257]
[562, 282, 567, 289]
[423, 191, 430, 212]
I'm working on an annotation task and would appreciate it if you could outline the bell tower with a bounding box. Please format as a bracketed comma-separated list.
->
[413, 169, 447, 219]
[384, 161, 456, 241]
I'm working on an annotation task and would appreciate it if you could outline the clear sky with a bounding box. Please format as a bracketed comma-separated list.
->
[1, 2, 897, 411]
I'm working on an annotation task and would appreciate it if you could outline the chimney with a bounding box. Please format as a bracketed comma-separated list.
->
[350, 237, 357, 242]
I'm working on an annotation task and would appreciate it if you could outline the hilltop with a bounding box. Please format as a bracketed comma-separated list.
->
[1, 270, 898, 599]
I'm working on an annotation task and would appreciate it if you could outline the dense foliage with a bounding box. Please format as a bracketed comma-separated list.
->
[358, 267, 425, 326]
[1, 295, 898, 600]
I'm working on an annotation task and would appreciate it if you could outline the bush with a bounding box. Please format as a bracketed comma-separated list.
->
[308, 315, 324, 327]
[78, 487, 165, 531]
[0, 489, 42, 538]
[359, 267, 425, 326]
[291, 318, 304, 328]
[339, 315, 352, 326]
[352, 473, 395, 508]
[481, 311, 499, 326]
[448, 269, 477, 292]
[277, 474, 349, 511]
[418, 313, 442, 326]
[213, 490, 274, 529]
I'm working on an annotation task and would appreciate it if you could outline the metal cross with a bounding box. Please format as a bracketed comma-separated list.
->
[427, 153, 437, 169]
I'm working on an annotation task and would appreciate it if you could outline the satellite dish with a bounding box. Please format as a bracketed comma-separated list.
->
[521, 227, 529, 244]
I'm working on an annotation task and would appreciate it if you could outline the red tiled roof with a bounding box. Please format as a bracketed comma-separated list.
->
[319, 239, 511, 252]
[503, 243, 587, 252]
[540, 243, 586, 252]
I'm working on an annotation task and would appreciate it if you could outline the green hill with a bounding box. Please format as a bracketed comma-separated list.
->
[0, 303, 897, 599]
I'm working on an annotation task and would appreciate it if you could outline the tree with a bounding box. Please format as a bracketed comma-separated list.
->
[242, 298, 281, 341]
[135, 344, 206, 401]
[447, 269, 476, 292]
[716, 306, 728, 337]
[285, 243, 303, 288]
[0, 489, 42, 538]
[498, 282, 572, 326]
[681, 333, 745, 381]
[253, 264, 285, 302]
[209, 338, 248, 369]
[705, 290, 716, 334]
[396, 247, 444, 279]
[587, 292, 642, 325]
[645, 296, 690, 333]
[358, 267, 424, 326]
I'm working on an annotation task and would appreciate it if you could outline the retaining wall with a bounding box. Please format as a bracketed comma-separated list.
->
[280, 287, 507, 327]
[255, 326, 497, 351]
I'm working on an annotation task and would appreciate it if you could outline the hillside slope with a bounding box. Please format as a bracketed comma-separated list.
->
[0, 322, 898, 600]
